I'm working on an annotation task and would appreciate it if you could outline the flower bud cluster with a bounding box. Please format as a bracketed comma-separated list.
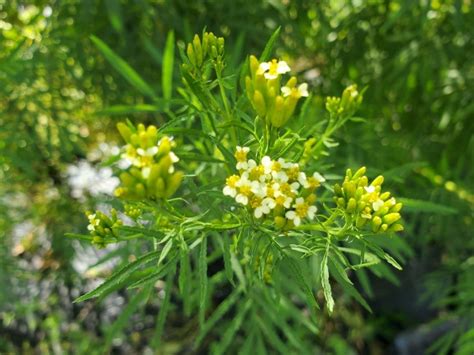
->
[333, 167, 404, 233]
[115, 122, 183, 200]
[183, 32, 225, 72]
[245, 56, 309, 128]
[86, 209, 122, 248]
[223, 146, 325, 228]
[326, 85, 363, 118]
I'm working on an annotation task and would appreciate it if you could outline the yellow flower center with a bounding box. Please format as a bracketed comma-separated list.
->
[249, 166, 264, 180]
[235, 150, 247, 162]
[226, 175, 240, 188]
[286, 167, 299, 181]
[295, 202, 309, 218]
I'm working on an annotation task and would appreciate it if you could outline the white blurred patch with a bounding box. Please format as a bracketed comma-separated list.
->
[65, 160, 119, 200]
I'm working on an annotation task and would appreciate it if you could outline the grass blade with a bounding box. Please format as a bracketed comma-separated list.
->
[90, 35, 157, 99]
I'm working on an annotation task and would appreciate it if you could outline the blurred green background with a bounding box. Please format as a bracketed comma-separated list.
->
[1, 0, 473, 353]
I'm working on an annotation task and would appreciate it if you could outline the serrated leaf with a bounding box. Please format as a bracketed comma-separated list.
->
[321, 256, 335, 313]
[90, 35, 156, 99]
[74, 250, 161, 303]
[179, 250, 192, 316]
[222, 236, 234, 285]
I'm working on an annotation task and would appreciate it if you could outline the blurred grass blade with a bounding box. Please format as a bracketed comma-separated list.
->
[162, 31, 175, 103]
[198, 236, 208, 326]
[104, 0, 123, 33]
[399, 198, 458, 215]
[259, 26, 281, 62]
[90, 35, 157, 99]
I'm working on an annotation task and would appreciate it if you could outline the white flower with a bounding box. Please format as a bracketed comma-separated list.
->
[223, 175, 240, 198]
[365, 185, 376, 193]
[307, 205, 317, 220]
[372, 199, 384, 211]
[285, 210, 301, 226]
[169, 152, 180, 163]
[236, 194, 249, 205]
[250, 181, 267, 198]
[137, 146, 159, 157]
[312, 172, 325, 183]
[236, 161, 249, 170]
[261, 156, 273, 174]
[272, 170, 289, 183]
[298, 172, 309, 188]
[281, 83, 309, 98]
[254, 198, 275, 218]
[259, 59, 291, 80]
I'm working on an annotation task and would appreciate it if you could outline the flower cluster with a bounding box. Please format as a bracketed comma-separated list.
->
[86, 209, 122, 248]
[223, 146, 325, 228]
[183, 31, 225, 73]
[114, 122, 183, 200]
[326, 84, 363, 118]
[333, 167, 404, 233]
[245, 56, 308, 128]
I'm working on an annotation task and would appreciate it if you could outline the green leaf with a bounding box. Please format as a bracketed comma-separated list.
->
[198, 236, 208, 326]
[158, 239, 173, 265]
[286, 258, 319, 311]
[90, 35, 157, 99]
[179, 249, 192, 316]
[222, 236, 234, 285]
[328, 259, 372, 312]
[64, 233, 92, 241]
[399, 198, 458, 215]
[259, 26, 281, 62]
[162, 31, 175, 102]
[104, 0, 123, 33]
[95, 104, 161, 116]
[74, 250, 161, 302]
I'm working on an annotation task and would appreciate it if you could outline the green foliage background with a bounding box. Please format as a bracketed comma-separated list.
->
[0, 0, 472, 353]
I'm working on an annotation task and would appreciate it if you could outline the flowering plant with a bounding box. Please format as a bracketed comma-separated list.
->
[69, 29, 408, 352]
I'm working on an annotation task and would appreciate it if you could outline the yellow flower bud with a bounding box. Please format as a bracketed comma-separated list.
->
[117, 122, 132, 142]
[249, 55, 260, 77]
[371, 216, 382, 233]
[165, 171, 183, 197]
[391, 203, 403, 213]
[270, 95, 286, 127]
[388, 223, 404, 233]
[192, 34, 203, 66]
[371, 175, 384, 186]
[383, 213, 401, 225]
[353, 166, 366, 179]
[253, 90, 267, 118]
[186, 43, 196, 66]
[275, 216, 286, 229]
[347, 198, 357, 213]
